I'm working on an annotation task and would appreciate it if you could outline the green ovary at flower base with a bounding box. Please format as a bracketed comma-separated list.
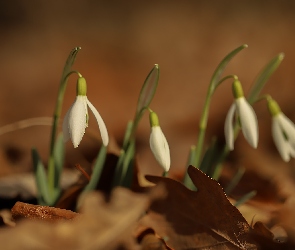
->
[149, 111, 171, 173]
[62, 77, 109, 148]
[267, 98, 295, 162]
[224, 79, 259, 150]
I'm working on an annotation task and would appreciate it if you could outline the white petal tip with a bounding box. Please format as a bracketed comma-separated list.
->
[101, 134, 109, 147]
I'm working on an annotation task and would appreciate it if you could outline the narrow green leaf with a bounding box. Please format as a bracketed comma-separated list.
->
[196, 137, 226, 181]
[225, 167, 245, 195]
[120, 140, 135, 187]
[32, 148, 51, 205]
[234, 190, 257, 207]
[199, 137, 219, 175]
[112, 141, 135, 188]
[183, 146, 197, 190]
[112, 150, 125, 188]
[211, 163, 223, 181]
[112, 121, 134, 187]
[136, 64, 159, 116]
[247, 53, 284, 104]
[122, 120, 134, 150]
[210, 44, 248, 92]
[53, 133, 64, 188]
[83, 145, 107, 192]
[187, 145, 197, 167]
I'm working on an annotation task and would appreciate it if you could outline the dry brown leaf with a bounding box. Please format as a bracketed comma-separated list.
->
[11, 201, 79, 222]
[138, 166, 276, 249]
[0, 187, 164, 249]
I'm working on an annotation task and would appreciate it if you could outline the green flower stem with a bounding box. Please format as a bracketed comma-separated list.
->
[162, 171, 168, 177]
[216, 75, 238, 88]
[212, 119, 241, 180]
[252, 94, 271, 104]
[192, 75, 238, 168]
[48, 70, 82, 197]
[121, 108, 145, 151]
[122, 64, 159, 150]
[190, 44, 248, 170]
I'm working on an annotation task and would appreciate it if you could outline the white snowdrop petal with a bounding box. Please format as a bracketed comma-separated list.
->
[67, 96, 88, 148]
[150, 126, 170, 172]
[236, 97, 258, 148]
[272, 117, 290, 162]
[163, 134, 171, 171]
[277, 113, 295, 146]
[224, 103, 236, 151]
[87, 99, 109, 146]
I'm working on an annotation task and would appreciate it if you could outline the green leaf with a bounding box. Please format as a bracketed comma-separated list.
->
[120, 140, 135, 188]
[234, 190, 257, 207]
[247, 53, 284, 104]
[136, 64, 159, 116]
[225, 167, 245, 195]
[112, 150, 125, 188]
[183, 146, 197, 190]
[194, 137, 226, 181]
[111, 141, 135, 188]
[122, 120, 134, 150]
[53, 133, 64, 188]
[32, 148, 52, 205]
[83, 145, 107, 192]
[210, 44, 248, 92]
[199, 137, 220, 175]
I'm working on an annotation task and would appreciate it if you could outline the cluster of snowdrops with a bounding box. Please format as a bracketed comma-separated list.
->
[31, 45, 294, 206]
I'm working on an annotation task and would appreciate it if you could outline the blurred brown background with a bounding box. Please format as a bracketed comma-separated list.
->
[0, 0, 295, 179]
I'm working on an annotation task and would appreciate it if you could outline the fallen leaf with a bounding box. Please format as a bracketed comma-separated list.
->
[138, 166, 259, 249]
[1, 187, 164, 249]
[11, 201, 79, 222]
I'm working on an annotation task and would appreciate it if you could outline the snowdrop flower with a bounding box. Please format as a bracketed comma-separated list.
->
[224, 80, 258, 150]
[63, 77, 109, 148]
[267, 98, 295, 162]
[149, 111, 170, 172]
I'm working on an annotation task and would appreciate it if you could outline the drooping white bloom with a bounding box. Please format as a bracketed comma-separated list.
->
[271, 113, 295, 162]
[224, 80, 258, 150]
[149, 111, 170, 172]
[63, 77, 109, 148]
[268, 98, 295, 162]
